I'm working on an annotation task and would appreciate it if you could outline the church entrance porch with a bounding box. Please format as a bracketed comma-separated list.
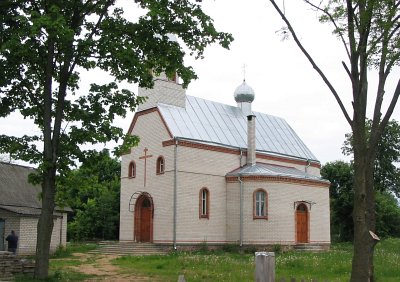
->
[134, 194, 153, 243]
[296, 203, 309, 243]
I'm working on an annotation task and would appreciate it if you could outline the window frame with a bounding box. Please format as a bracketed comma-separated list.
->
[156, 156, 165, 174]
[128, 161, 136, 178]
[199, 187, 210, 219]
[253, 189, 268, 219]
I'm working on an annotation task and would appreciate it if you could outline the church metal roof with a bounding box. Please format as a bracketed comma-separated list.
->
[226, 163, 328, 183]
[157, 95, 318, 162]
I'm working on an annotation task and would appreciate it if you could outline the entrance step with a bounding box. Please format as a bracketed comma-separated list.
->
[293, 244, 328, 252]
[89, 241, 170, 256]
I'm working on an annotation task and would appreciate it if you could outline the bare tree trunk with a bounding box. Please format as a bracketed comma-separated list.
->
[351, 145, 371, 281]
[34, 170, 56, 278]
[34, 20, 55, 278]
[351, 121, 377, 282]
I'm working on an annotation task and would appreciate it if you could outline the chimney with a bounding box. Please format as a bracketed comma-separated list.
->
[247, 115, 256, 166]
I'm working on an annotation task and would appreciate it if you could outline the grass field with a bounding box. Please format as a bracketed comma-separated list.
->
[15, 238, 400, 281]
[114, 238, 400, 282]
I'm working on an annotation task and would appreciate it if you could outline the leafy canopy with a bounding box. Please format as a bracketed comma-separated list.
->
[0, 0, 233, 171]
[322, 160, 400, 241]
[342, 119, 400, 197]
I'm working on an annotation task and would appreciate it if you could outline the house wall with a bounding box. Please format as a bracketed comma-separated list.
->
[0, 209, 67, 255]
[120, 110, 174, 242]
[0, 210, 20, 251]
[227, 180, 330, 245]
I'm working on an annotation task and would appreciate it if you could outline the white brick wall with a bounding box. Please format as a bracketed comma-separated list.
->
[0, 210, 67, 255]
[0, 210, 20, 251]
[120, 106, 331, 246]
[120, 110, 174, 241]
[227, 181, 330, 245]
[137, 77, 186, 111]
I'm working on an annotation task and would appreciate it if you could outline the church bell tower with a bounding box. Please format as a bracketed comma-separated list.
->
[137, 34, 186, 112]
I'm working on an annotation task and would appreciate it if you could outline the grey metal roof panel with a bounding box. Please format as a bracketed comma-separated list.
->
[0, 205, 42, 216]
[158, 96, 318, 161]
[0, 162, 71, 214]
[0, 162, 42, 209]
[0, 205, 66, 216]
[226, 163, 328, 183]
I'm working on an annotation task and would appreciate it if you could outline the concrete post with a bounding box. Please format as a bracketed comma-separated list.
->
[255, 252, 275, 282]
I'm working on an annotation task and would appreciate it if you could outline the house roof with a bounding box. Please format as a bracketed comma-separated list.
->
[226, 162, 329, 184]
[157, 95, 318, 162]
[0, 162, 70, 215]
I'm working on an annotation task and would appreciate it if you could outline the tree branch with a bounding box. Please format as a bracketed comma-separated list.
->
[268, 0, 353, 126]
[303, 0, 351, 60]
[379, 78, 400, 134]
[342, 61, 353, 82]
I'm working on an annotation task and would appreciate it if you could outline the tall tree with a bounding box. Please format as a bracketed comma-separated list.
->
[322, 161, 400, 241]
[0, 0, 232, 278]
[268, 0, 400, 280]
[321, 161, 354, 242]
[57, 149, 121, 241]
[343, 119, 400, 197]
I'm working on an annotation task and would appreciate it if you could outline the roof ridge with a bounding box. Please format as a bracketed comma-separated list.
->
[0, 161, 37, 171]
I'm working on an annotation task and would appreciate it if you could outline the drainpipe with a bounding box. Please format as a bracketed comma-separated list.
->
[238, 176, 243, 247]
[247, 115, 256, 166]
[239, 148, 243, 167]
[173, 138, 178, 250]
[305, 159, 311, 174]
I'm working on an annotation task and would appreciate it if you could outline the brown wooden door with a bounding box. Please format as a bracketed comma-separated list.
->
[296, 204, 308, 243]
[140, 206, 152, 242]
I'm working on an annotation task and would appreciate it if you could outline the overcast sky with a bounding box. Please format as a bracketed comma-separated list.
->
[1, 0, 399, 165]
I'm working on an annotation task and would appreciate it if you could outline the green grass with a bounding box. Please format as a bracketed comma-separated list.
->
[115, 251, 254, 281]
[51, 242, 98, 259]
[14, 242, 98, 282]
[14, 270, 92, 282]
[14, 238, 400, 281]
[113, 238, 400, 282]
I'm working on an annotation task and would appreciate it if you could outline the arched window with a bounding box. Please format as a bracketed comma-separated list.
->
[128, 161, 136, 178]
[199, 188, 210, 219]
[253, 189, 268, 219]
[156, 156, 165, 174]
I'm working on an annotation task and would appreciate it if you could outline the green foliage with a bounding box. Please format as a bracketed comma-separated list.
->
[315, 0, 400, 69]
[57, 149, 121, 241]
[273, 244, 282, 254]
[321, 161, 354, 242]
[222, 243, 240, 253]
[375, 192, 400, 238]
[322, 160, 400, 241]
[342, 119, 400, 197]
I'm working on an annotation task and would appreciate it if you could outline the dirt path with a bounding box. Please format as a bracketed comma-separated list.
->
[66, 253, 160, 282]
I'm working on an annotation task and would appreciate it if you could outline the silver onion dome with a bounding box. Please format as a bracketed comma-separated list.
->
[234, 80, 255, 103]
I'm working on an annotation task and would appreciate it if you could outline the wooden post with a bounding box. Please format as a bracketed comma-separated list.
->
[255, 252, 275, 282]
[177, 274, 186, 282]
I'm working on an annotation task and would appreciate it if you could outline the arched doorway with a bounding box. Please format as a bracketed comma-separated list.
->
[134, 194, 153, 242]
[296, 203, 309, 243]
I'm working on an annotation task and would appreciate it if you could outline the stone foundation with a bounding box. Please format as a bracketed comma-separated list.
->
[0, 251, 35, 280]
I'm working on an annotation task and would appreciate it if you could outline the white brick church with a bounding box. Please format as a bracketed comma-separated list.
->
[119, 71, 330, 249]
